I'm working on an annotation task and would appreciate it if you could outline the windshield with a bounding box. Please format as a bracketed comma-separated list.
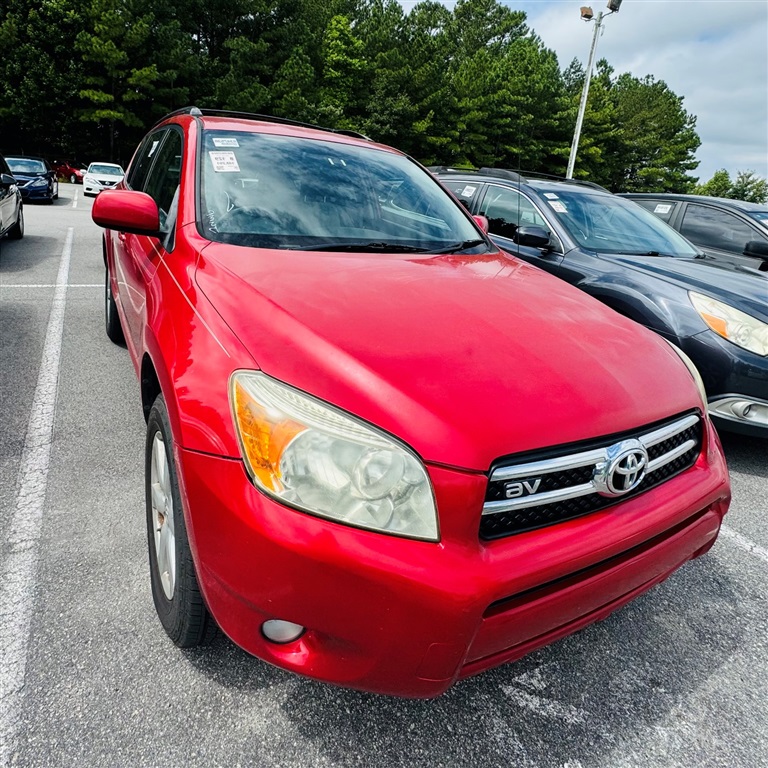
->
[199, 130, 485, 252]
[88, 164, 124, 176]
[746, 210, 768, 226]
[7, 158, 46, 174]
[541, 187, 700, 257]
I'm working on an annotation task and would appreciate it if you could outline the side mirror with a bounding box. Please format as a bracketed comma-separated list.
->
[473, 214, 489, 233]
[0, 173, 16, 187]
[92, 189, 160, 237]
[514, 225, 551, 249]
[744, 240, 768, 262]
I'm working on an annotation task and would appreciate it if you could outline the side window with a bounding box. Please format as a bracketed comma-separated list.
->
[127, 130, 168, 192]
[680, 204, 760, 254]
[443, 180, 480, 211]
[143, 128, 183, 235]
[0, 156, 10, 176]
[481, 185, 548, 240]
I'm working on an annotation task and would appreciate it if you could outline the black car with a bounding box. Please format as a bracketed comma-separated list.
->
[5, 155, 59, 203]
[0, 153, 24, 241]
[621, 192, 768, 272]
[434, 168, 768, 437]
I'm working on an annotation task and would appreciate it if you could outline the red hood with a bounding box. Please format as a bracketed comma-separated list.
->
[196, 245, 700, 470]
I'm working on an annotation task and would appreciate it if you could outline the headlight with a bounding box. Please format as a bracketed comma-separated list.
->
[84, 176, 98, 185]
[29, 177, 47, 187]
[663, 339, 707, 404]
[230, 371, 439, 541]
[690, 291, 768, 356]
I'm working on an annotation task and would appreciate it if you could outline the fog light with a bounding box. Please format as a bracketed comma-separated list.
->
[262, 619, 305, 643]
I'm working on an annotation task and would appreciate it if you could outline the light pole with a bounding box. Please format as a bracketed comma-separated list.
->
[565, 0, 623, 179]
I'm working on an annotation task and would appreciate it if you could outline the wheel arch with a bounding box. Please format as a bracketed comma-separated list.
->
[140, 353, 163, 424]
[577, 281, 695, 341]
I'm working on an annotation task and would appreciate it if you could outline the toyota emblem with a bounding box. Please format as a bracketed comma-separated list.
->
[593, 439, 648, 497]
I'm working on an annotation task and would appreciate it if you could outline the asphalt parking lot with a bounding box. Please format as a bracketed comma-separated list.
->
[1, 186, 766, 768]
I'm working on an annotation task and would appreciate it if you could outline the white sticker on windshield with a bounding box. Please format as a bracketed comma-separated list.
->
[654, 203, 672, 214]
[543, 193, 559, 199]
[212, 138, 240, 148]
[460, 185, 477, 197]
[549, 201, 567, 213]
[209, 151, 240, 172]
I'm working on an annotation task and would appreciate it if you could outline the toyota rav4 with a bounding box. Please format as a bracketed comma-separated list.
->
[91, 108, 730, 697]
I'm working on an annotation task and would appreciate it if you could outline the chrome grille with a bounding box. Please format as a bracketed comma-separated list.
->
[481, 413, 702, 540]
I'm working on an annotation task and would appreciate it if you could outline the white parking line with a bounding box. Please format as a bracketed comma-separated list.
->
[72, 189, 78, 209]
[719, 524, 768, 566]
[0, 284, 99, 289]
[0, 228, 73, 767]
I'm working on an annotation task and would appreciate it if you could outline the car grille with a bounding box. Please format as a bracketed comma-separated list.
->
[481, 412, 702, 540]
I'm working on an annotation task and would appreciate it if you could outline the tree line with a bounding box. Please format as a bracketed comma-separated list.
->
[0, 0, 761, 198]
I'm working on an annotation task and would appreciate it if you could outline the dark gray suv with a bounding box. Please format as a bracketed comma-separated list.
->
[621, 193, 768, 272]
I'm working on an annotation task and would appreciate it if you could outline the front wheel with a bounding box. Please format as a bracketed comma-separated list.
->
[70, 174, 77, 184]
[146, 396, 217, 647]
[8, 206, 23, 239]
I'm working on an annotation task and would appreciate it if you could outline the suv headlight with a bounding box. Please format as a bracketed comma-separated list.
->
[230, 371, 439, 541]
[690, 291, 768, 357]
[663, 339, 707, 404]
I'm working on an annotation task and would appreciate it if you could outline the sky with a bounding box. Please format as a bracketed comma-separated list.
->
[402, 0, 768, 184]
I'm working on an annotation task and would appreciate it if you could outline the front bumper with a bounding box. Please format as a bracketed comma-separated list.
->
[680, 330, 768, 436]
[176, 419, 730, 698]
[18, 183, 53, 201]
[84, 180, 119, 196]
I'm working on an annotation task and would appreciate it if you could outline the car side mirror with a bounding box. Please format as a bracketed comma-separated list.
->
[0, 173, 15, 187]
[92, 189, 161, 237]
[473, 215, 489, 233]
[514, 225, 551, 249]
[744, 240, 768, 262]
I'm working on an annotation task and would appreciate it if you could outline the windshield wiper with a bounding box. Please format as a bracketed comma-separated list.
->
[614, 250, 667, 257]
[289, 241, 429, 253]
[429, 238, 487, 254]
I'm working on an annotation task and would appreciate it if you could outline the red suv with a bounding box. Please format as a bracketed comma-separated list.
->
[92, 108, 730, 697]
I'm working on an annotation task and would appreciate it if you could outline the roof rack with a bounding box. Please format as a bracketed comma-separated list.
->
[427, 166, 526, 183]
[517, 170, 610, 193]
[152, 106, 370, 140]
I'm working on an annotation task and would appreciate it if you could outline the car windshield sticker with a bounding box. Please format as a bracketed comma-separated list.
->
[212, 138, 240, 148]
[654, 203, 673, 214]
[543, 193, 559, 199]
[209, 151, 240, 173]
[549, 201, 567, 213]
[460, 185, 477, 198]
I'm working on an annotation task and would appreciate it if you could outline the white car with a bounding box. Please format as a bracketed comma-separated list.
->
[83, 162, 125, 197]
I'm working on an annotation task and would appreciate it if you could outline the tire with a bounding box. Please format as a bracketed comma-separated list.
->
[70, 174, 76, 184]
[104, 267, 125, 344]
[8, 206, 23, 240]
[146, 395, 217, 647]
[53, 181, 59, 200]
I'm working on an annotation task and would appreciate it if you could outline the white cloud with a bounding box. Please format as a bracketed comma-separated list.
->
[511, 0, 768, 182]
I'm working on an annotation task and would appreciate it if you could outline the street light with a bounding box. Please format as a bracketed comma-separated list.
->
[565, 0, 623, 179]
